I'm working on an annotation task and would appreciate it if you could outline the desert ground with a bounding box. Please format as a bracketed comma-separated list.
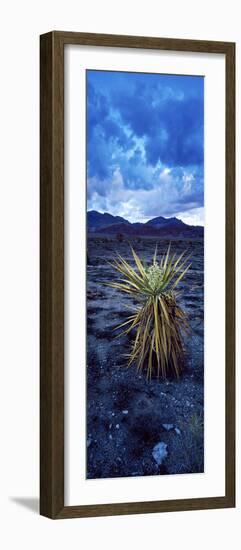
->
[86, 236, 204, 479]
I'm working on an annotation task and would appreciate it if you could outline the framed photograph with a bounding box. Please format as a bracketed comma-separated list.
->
[40, 31, 235, 519]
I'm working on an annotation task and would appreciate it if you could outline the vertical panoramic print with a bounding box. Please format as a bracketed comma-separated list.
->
[86, 70, 204, 479]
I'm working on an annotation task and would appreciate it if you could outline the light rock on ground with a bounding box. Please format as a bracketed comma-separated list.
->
[152, 442, 168, 465]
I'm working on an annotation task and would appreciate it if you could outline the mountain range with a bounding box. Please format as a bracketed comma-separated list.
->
[87, 210, 204, 239]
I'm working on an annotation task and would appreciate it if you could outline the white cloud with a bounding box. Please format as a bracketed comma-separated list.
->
[87, 164, 203, 225]
[175, 207, 204, 226]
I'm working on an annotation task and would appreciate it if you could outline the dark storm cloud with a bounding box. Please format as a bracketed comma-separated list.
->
[112, 88, 203, 167]
[86, 70, 204, 223]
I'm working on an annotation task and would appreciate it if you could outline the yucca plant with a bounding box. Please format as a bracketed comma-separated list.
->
[108, 245, 191, 379]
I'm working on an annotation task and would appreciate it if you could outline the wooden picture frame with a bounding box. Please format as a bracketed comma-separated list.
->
[40, 31, 235, 519]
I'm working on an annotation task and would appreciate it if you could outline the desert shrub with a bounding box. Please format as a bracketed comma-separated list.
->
[108, 245, 191, 379]
[179, 412, 204, 473]
[116, 233, 124, 242]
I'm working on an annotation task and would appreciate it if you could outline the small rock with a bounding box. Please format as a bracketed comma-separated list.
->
[152, 442, 168, 465]
[175, 427, 181, 435]
[87, 438, 92, 448]
[122, 410, 128, 415]
[109, 434, 113, 440]
[162, 423, 174, 431]
[116, 424, 120, 429]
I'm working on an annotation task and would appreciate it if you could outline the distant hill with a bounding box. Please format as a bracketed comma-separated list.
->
[87, 210, 204, 239]
[146, 215, 185, 229]
[87, 210, 130, 232]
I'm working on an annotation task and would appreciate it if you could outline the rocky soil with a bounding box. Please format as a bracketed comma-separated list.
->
[86, 237, 204, 479]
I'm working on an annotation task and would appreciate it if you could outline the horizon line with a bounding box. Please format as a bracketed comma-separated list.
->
[87, 209, 204, 228]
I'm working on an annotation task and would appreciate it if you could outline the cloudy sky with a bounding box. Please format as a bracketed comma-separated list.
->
[86, 70, 204, 225]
